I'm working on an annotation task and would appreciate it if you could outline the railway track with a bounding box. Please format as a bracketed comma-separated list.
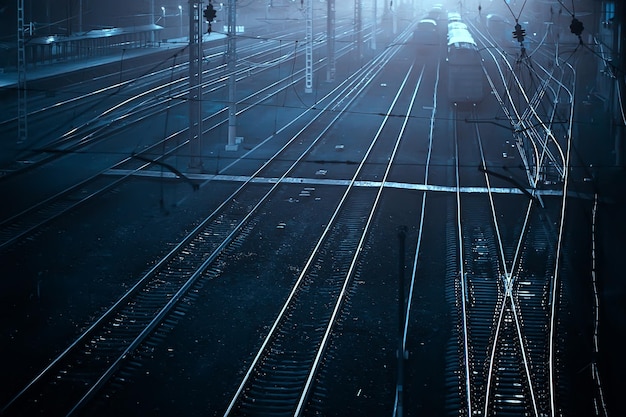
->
[224, 52, 424, 416]
[0, 24, 369, 250]
[468, 18, 573, 190]
[0, 22, 355, 181]
[428, 14, 603, 415]
[1, 24, 418, 416]
[0, 17, 347, 129]
[2, 7, 605, 415]
[445, 105, 569, 416]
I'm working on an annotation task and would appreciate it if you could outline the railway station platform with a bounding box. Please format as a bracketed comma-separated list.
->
[0, 32, 226, 89]
[0, 32, 227, 170]
[0, 25, 164, 76]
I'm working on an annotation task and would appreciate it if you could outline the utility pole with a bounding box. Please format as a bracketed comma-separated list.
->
[371, 0, 377, 51]
[225, 0, 241, 150]
[396, 226, 407, 417]
[326, 0, 335, 82]
[305, 0, 313, 93]
[150, 0, 155, 44]
[355, 0, 363, 63]
[615, 0, 625, 167]
[391, 0, 397, 35]
[78, 0, 83, 33]
[188, 0, 203, 171]
[17, 0, 27, 144]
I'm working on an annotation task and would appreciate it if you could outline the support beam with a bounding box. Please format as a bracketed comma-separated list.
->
[615, 0, 625, 167]
[79, 0, 83, 33]
[226, 0, 240, 150]
[305, 0, 313, 93]
[355, 0, 362, 63]
[17, 0, 27, 144]
[150, 0, 155, 44]
[391, 0, 397, 35]
[395, 226, 407, 417]
[188, 0, 204, 171]
[326, 0, 335, 82]
[371, 0, 377, 51]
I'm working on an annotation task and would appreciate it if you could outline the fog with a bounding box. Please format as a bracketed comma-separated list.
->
[0, 1, 598, 40]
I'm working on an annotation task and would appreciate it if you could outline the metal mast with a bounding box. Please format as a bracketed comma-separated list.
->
[17, 0, 27, 144]
[391, 0, 397, 35]
[355, 0, 363, 63]
[226, 0, 239, 150]
[371, 0, 377, 51]
[305, 0, 313, 93]
[615, 0, 625, 167]
[78, 0, 83, 33]
[150, 0, 155, 44]
[326, 0, 335, 82]
[188, 0, 203, 171]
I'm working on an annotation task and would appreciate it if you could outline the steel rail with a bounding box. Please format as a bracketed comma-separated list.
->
[393, 59, 435, 417]
[470, 21, 566, 186]
[548, 58, 576, 417]
[2, 27, 413, 416]
[297, 58, 423, 417]
[0, 20, 351, 127]
[453, 19, 577, 417]
[472, 107, 541, 417]
[453, 107, 473, 417]
[0, 30, 362, 249]
[223, 27, 419, 417]
[0, 23, 358, 178]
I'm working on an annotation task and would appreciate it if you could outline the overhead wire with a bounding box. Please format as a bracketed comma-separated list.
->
[501, 0, 529, 23]
[289, 40, 311, 108]
[515, 0, 529, 21]
[554, 0, 574, 17]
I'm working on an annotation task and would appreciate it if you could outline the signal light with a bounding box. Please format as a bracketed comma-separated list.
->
[512, 23, 526, 43]
[570, 18, 584, 36]
[203, 4, 217, 22]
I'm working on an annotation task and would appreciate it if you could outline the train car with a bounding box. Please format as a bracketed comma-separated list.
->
[426, 4, 446, 24]
[413, 18, 440, 50]
[445, 19, 485, 105]
[447, 11, 462, 23]
[486, 13, 511, 43]
[426, 4, 448, 35]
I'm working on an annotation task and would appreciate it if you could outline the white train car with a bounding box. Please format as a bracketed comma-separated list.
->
[445, 18, 485, 104]
[413, 18, 440, 50]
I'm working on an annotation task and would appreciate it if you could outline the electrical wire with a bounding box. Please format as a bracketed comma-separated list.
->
[501, 0, 529, 22]
[516, 0, 529, 21]
[289, 40, 312, 108]
[555, 0, 574, 17]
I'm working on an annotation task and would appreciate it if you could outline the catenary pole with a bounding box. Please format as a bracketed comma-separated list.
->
[326, 0, 335, 82]
[226, 0, 239, 150]
[305, 0, 313, 93]
[355, 0, 362, 63]
[372, 0, 377, 51]
[188, 0, 204, 170]
[17, 0, 27, 144]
